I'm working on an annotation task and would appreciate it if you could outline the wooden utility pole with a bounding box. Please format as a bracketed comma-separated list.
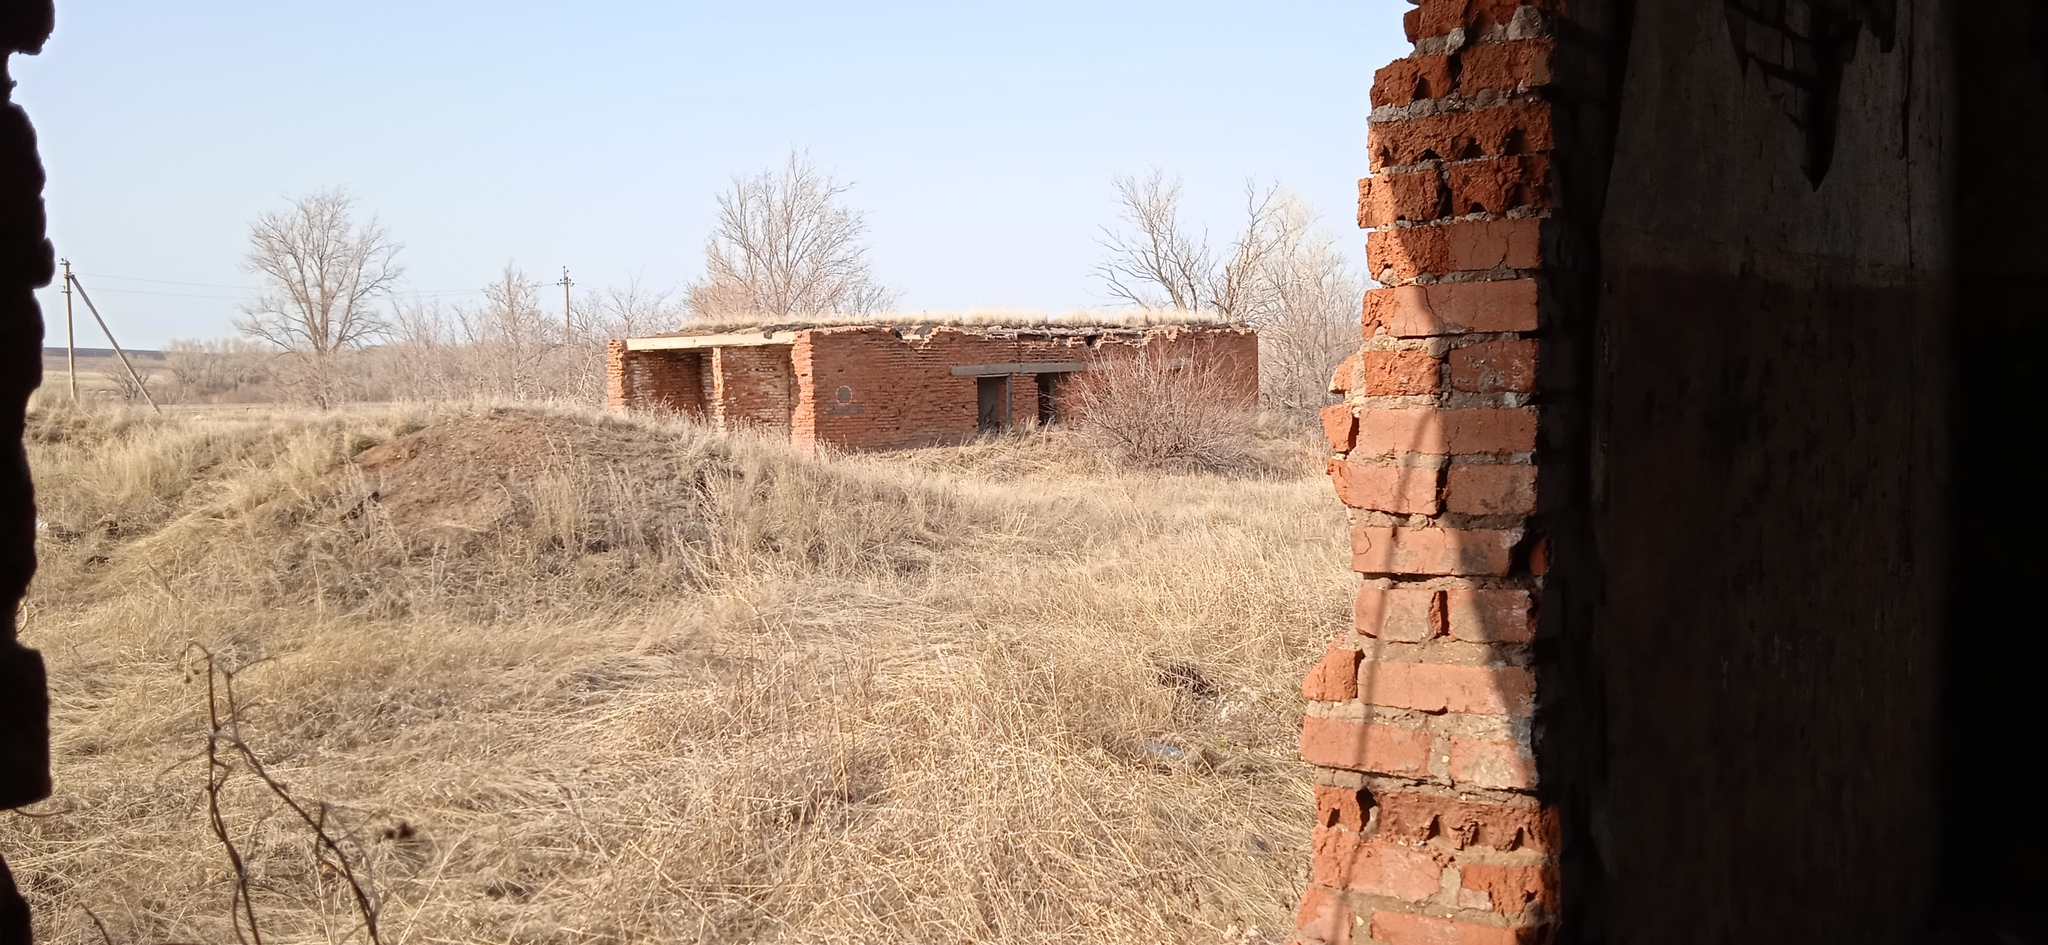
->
[66, 273, 161, 414]
[60, 258, 75, 400]
[557, 268, 573, 339]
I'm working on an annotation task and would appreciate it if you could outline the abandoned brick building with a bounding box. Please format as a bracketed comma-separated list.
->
[604, 321, 1258, 451]
[6, 0, 2048, 943]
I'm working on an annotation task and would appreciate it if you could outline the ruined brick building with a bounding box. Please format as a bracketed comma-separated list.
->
[1293, 0, 2046, 942]
[4, 0, 2048, 943]
[606, 320, 1257, 451]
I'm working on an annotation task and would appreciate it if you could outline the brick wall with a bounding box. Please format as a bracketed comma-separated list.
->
[789, 325, 1256, 453]
[1297, 2, 1566, 941]
[1309, 0, 1963, 939]
[709, 345, 796, 435]
[607, 343, 708, 415]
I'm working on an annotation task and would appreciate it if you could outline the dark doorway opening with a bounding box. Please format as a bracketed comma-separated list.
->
[976, 376, 1009, 431]
[1037, 373, 1061, 426]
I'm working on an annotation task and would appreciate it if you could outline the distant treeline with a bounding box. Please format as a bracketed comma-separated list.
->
[42, 347, 166, 361]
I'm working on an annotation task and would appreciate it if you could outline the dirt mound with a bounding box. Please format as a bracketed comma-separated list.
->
[348, 409, 686, 532]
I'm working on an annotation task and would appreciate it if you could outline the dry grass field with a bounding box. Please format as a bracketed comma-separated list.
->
[2, 399, 1349, 944]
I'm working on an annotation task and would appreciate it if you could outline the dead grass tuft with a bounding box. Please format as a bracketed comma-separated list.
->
[6, 397, 1347, 944]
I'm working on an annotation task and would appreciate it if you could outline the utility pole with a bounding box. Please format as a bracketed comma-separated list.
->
[66, 273, 161, 414]
[60, 258, 75, 400]
[557, 268, 574, 339]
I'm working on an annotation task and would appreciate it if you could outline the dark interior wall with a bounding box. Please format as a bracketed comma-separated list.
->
[1588, 0, 1950, 941]
[1941, 0, 2048, 930]
[0, 3, 56, 942]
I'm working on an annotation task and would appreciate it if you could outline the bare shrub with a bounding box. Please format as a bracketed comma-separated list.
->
[164, 338, 274, 402]
[97, 363, 159, 405]
[687, 151, 897, 319]
[1063, 346, 1258, 471]
[235, 188, 404, 407]
[385, 264, 635, 404]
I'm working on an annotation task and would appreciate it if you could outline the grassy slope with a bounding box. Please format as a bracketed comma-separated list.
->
[4, 402, 1348, 945]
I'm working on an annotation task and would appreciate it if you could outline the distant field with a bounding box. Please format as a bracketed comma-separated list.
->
[5, 402, 1344, 944]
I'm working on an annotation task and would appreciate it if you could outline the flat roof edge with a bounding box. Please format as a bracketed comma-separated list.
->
[625, 331, 799, 350]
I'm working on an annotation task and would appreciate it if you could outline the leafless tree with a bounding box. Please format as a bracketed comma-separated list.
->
[457, 263, 559, 399]
[1097, 174, 1362, 414]
[1096, 170, 1289, 322]
[686, 151, 897, 319]
[583, 274, 682, 339]
[235, 188, 404, 406]
[164, 338, 273, 402]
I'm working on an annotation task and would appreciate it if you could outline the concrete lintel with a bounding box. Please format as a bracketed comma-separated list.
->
[625, 331, 798, 351]
[950, 361, 1086, 376]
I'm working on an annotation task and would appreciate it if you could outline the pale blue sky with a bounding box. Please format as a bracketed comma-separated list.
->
[15, 1, 1407, 347]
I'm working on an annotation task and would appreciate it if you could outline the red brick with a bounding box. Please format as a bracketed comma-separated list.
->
[1457, 39, 1557, 94]
[1370, 103, 1555, 170]
[1368, 220, 1541, 282]
[1301, 715, 1434, 776]
[1331, 351, 1362, 394]
[1446, 154, 1552, 215]
[1352, 525, 1521, 576]
[1323, 404, 1359, 452]
[1364, 281, 1540, 337]
[1354, 408, 1539, 455]
[1333, 461, 1442, 514]
[1316, 783, 1372, 831]
[1445, 464, 1537, 516]
[1449, 737, 1538, 789]
[1449, 339, 1538, 392]
[1370, 910, 1533, 945]
[1297, 884, 1354, 945]
[1357, 586, 1445, 642]
[1315, 828, 1449, 901]
[1360, 170, 1449, 226]
[1373, 54, 1456, 107]
[1357, 660, 1535, 715]
[1360, 349, 1443, 395]
[1408, 0, 1563, 40]
[1460, 862, 1560, 915]
[1303, 644, 1364, 701]
[1445, 589, 1536, 644]
[1375, 791, 1559, 852]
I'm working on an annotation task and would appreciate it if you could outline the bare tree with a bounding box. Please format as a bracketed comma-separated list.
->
[686, 151, 896, 319]
[236, 187, 403, 406]
[1096, 170, 1287, 322]
[164, 338, 272, 402]
[583, 274, 682, 339]
[1097, 174, 1362, 414]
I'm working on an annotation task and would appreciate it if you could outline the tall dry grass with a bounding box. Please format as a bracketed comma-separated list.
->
[3, 396, 1348, 944]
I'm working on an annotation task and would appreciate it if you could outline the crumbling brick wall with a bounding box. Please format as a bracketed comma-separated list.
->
[1300, 2, 1566, 938]
[1303, 0, 1959, 941]
[707, 345, 796, 436]
[606, 342, 708, 414]
[792, 325, 1256, 452]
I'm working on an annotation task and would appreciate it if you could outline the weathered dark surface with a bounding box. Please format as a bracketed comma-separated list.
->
[1587, 0, 1949, 940]
[0, 1, 54, 942]
[1939, 0, 2048, 937]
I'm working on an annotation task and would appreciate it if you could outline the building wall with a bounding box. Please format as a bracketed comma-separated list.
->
[607, 344, 708, 415]
[709, 345, 796, 435]
[787, 325, 1256, 453]
[1302, 0, 1957, 942]
[1590, 0, 1948, 940]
